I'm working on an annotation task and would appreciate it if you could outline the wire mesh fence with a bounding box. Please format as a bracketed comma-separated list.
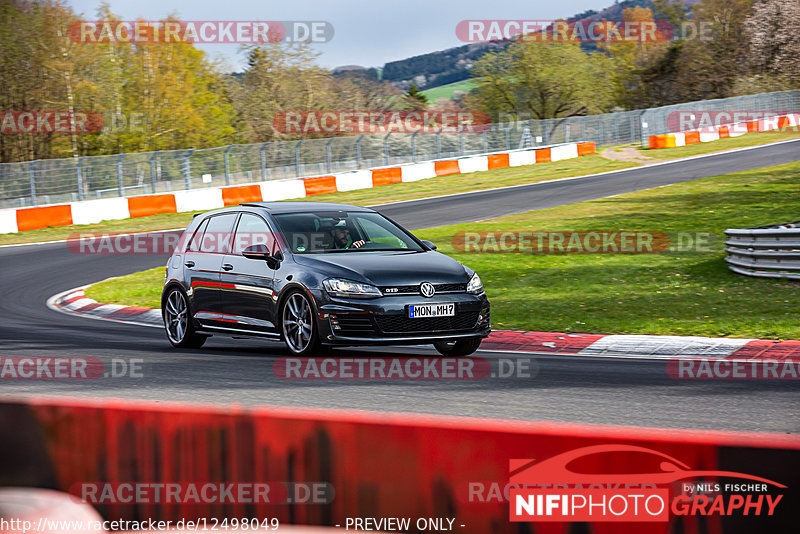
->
[1, 89, 797, 208]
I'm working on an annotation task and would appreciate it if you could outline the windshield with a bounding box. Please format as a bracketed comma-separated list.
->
[273, 211, 424, 253]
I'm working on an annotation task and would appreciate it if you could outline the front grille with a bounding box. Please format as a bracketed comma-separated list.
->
[375, 312, 480, 334]
[380, 283, 467, 295]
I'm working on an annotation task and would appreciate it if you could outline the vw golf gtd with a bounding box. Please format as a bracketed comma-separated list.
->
[162, 202, 490, 356]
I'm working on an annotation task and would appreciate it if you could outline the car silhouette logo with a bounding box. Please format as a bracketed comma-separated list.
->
[420, 282, 435, 298]
[509, 444, 786, 487]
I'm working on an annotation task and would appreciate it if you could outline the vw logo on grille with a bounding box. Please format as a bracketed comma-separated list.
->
[420, 282, 435, 298]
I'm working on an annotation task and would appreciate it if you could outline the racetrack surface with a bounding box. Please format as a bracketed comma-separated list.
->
[1, 140, 798, 433]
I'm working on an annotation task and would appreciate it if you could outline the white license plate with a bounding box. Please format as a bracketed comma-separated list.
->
[409, 303, 455, 318]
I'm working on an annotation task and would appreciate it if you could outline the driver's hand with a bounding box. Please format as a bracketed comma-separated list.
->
[350, 240, 365, 248]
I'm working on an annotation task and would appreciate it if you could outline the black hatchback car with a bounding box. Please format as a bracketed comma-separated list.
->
[161, 202, 490, 356]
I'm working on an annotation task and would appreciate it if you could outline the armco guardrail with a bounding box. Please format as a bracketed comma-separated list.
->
[2, 397, 798, 532]
[647, 113, 800, 149]
[0, 142, 595, 234]
[725, 221, 800, 279]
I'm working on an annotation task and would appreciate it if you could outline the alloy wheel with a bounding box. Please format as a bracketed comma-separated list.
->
[165, 289, 188, 344]
[282, 293, 313, 353]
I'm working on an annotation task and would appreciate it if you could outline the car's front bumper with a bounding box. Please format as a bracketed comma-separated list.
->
[309, 290, 491, 345]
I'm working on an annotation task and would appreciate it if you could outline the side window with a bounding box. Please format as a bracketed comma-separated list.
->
[200, 213, 238, 254]
[186, 218, 209, 252]
[232, 213, 275, 254]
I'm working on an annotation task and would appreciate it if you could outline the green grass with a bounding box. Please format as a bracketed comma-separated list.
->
[421, 79, 477, 103]
[88, 269, 166, 309]
[87, 160, 800, 340]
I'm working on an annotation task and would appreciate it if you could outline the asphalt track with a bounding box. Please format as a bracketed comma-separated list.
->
[1, 140, 798, 433]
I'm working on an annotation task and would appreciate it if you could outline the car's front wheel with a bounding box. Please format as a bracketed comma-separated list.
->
[281, 291, 320, 356]
[163, 287, 207, 348]
[433, 337, 482, 357]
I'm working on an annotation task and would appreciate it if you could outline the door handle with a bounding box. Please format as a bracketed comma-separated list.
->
[222, 263, 234, 271]
[184, 261, 195, 268]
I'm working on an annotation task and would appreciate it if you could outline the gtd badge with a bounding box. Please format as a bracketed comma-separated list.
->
[420, 282, 435, 298]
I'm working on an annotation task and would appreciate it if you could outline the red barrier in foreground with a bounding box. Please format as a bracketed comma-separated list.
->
[1, 397, 798, 533]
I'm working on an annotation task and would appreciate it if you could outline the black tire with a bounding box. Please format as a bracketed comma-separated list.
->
[162, 286, 207, 349]
[433, 337, 482, 357]
[280, 290, 321, 356]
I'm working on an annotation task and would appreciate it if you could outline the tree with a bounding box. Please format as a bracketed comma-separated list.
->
[671, 0, 753, 101]
[402, 84, 428, 111]
[601, 6, 672, 110]
[467, 41, 615, 121]
[743, 0, 800, 88]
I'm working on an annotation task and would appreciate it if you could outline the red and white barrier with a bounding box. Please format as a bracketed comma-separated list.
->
[1, 396, 797, 532]
[0, 142, 596, 235]
[648, 113, 800, 149]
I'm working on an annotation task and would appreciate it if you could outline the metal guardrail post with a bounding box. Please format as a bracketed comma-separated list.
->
[294, 140, 302, 178]
[383, 133, 390, 166]
[149, 151, 159, 193]
[325, 138, 333, 174]
[436, 131, 441, 159]
[355, 135, 364, 168]
[76, 157, 85, 201]
[411, 132, 418, 163]
[116, 154, 125, 196]
[459, 130, 465, 156]
[260, 143, 269, 181]
[223, 144, 233, 185]
[29, 161, 37, 206]
[504, 126, 510, 150]
[184, 149, 194, 190]
[544, 119, 551, 145]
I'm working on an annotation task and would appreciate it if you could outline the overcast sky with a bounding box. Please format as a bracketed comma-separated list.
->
[67, 0, 611, 71]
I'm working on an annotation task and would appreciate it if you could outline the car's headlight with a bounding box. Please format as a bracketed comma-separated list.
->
[323, 278, 382, 298]
[467, 272, 483, 294]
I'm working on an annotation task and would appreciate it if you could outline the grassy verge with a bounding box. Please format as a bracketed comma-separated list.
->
[87, 160, 800, 339]
[88, 269, 166, 309]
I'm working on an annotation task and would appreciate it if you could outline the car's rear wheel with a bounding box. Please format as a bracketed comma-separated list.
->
[433, 337, 482, 357]
[281, 291, 320, 356]
[163, 287, 207, 348]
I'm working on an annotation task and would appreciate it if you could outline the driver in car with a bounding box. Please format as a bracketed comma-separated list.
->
[331, 220, 365, 249]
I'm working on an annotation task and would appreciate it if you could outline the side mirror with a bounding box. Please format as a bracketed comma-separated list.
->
[242, 244, 282, 268]
[421, 240, 437, 251]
